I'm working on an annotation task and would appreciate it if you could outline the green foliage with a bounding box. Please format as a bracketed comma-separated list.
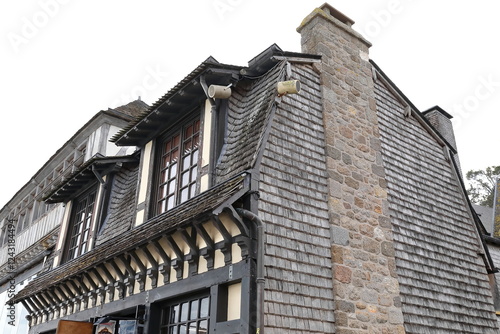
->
[466, 166, 500, 207]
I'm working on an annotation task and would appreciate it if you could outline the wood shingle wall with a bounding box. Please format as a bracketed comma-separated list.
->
[375, 78, 499, 333]
[259, 63, 335, 333]
[95, 163, 139, 246]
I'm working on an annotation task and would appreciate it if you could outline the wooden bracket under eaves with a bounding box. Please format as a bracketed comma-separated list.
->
[404, 105, 412, 118]
[442, 146, 451, 162]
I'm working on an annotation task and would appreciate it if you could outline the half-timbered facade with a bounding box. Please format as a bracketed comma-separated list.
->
[0, 100, 148, 334]
[5, 4, 500, 334]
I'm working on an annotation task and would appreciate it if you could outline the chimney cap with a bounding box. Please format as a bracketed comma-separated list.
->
[422, 105, 453, 120]
[319, 3, 355, 26]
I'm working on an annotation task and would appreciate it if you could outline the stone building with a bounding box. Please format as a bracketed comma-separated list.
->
[4, 3, 500, 334]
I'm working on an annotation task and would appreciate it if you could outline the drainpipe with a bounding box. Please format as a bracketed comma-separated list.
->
[235, 208, 264, 334]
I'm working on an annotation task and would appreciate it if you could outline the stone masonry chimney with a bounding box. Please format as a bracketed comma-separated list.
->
[297, 4, 406, 333]
[422, 106, 458, 151]
[422, 106, 463, 175]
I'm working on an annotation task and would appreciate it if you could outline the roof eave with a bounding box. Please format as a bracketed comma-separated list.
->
[112, 61, 244, 146]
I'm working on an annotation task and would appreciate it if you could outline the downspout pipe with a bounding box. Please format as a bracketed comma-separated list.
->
[235, 208, 265, 334]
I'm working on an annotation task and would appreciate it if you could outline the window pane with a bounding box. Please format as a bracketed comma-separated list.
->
[160, 184, 167, 198]
[181, 171, 190, 187]
[182, 155, 191, 171]
[170, 162, 178, 177]
[76, 232, 82, 244]
[199, 320, 208, 334]
[186, 124, 193, 137]
[180, 188, 189, 203]
[173, 135, 180, 147]
[168, 180, 177, 194]
[172, 148, 180, 161]
[190, 166, 197, 180]
[190, 300, 199, 320]
[171, 304, 179, 323]
[200, 298, 209, 318]
[180, 302, 189, 322]
[188, 322, 196, 333]
[167, 196, 175, 211]
[192, 149, 199, 163]
[163, 156, 170, 168]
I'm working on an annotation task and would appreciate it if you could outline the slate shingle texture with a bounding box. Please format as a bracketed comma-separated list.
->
[375, 78, 499, 333]
[95, 162, 139, 246]
[216, 61, 287, 182]
[259, 63, 335, 333]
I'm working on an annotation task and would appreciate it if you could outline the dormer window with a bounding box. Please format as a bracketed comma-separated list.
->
[63, 185, 97, 262]
[154, 116, 201, 215]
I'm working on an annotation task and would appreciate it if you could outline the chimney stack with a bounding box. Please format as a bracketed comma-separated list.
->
[298, 3, 406, 333]
[422, 106, 458, 151]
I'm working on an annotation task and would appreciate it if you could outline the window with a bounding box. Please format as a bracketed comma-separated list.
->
[15, 206, 32, 234]
[155, 117, 201, 215]
[160, 295, 210, 334]
[64, 187, 97, 261]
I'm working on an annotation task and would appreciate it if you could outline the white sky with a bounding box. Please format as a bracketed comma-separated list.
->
[1, 0, 499, 208]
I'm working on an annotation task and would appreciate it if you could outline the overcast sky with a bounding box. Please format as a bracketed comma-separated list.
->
[1, 0, 499, 208]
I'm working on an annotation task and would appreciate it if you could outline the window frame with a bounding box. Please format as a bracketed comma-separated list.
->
[62, 184, 98, 263]
[159, 292, 210, 334]
[152, 114, 202, 216]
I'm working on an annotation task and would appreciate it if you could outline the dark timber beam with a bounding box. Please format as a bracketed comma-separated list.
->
[223, 208, 250, 237]
[140, 246, 159, 289]
[88, 268, 106, 307]
[165, 235, 185, 281]
[67, 280, 84, 312]
[180, 229, 200, 276]
[151, 239, 171, 285]
[212, 216, 232, 243]
[195, 223, 215, 270]
[212, 216, 233, 264]
[74, 276, 90, 309]
[109, 260, 126, 299]
[117, 255, 136, 295]
[129, 250, 147, 292]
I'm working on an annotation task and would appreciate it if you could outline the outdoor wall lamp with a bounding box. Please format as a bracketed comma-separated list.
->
[208, 84, 232, 99]
[277, 80, 301, 96]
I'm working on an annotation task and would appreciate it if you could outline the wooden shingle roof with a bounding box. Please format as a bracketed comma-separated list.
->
[111, 57, 243, 146]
